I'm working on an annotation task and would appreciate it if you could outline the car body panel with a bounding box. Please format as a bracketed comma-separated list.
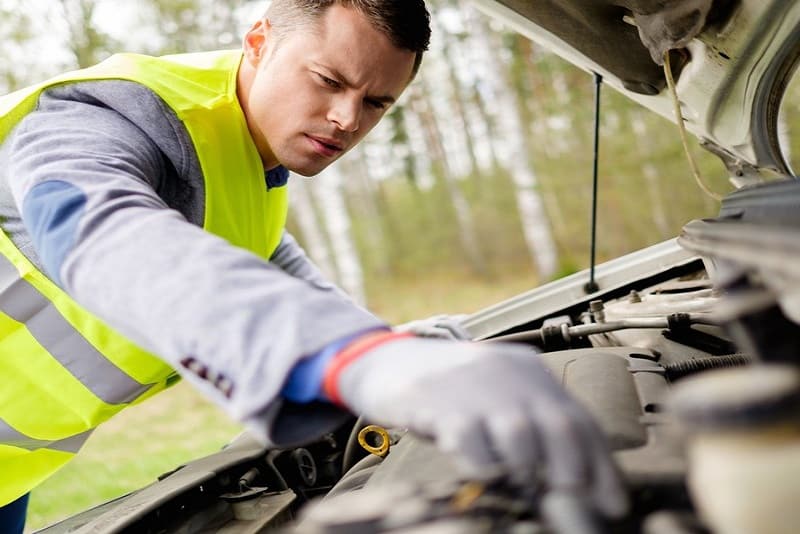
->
[463, 238, 700, 339]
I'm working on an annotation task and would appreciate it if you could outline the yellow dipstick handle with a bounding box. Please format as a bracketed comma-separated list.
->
[358, 425, 391, 458]
[450, 481, 486, 512]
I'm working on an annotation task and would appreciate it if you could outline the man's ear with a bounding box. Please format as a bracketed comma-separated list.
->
[242, 18, 274, 67]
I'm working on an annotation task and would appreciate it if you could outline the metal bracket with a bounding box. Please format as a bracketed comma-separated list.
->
[700, 140, 768, 188]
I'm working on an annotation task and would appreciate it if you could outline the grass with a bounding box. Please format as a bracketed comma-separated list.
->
[366, 267, 541, 323]
[25, 383, 243, 531]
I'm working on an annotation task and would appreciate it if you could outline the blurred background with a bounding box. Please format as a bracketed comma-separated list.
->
[3, 0, 798, 530]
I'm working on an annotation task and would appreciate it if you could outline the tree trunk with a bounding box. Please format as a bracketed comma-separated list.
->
[437, 16, 481, 182]
[288, 176, 338, 282]
[314, 166, 367, 305]
[338, 152, 393, 276]
[631, 115, 672, 237]
[467, 13, 559, 279]
[411, 79, 488, 276]
[58, 0, 114, 68]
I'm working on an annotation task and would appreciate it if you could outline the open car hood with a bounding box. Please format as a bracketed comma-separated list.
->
[471, 0, 800, 181]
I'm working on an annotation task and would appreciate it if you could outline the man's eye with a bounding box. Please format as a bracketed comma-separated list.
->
[365, 99, 388, 111]
[317, 73, 340, 88]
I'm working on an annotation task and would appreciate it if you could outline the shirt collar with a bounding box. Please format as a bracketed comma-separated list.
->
[265, 166, 289, 189]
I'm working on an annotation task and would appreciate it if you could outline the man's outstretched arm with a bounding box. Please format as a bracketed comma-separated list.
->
[2, 83, 385, 442]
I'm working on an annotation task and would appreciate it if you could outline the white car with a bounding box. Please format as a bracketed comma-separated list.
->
[41, 1, 800, 532]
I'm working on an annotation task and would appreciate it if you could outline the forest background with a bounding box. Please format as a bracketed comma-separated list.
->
[2, 0, 798, 530]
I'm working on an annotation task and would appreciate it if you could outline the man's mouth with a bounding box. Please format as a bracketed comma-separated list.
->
[306, 134, 344, 157]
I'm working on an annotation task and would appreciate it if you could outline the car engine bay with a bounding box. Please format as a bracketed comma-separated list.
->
[40, 179, 800, 534]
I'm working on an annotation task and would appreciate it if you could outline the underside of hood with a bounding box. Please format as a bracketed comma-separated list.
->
[490, 0, 734, 95]
[473, 0, 800, 180]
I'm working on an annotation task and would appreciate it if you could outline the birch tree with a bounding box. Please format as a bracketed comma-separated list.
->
[0, 0, 74, 91]
[289, 176, 339, 282]
[314, 166, 367, 304]
[506, 34, 573, 251]
[56, 0, 118, 67]
[337, 152, 393, 276]
[410, 78, 488, 276]
[465, 10, 559, 279]
[135, 0, 245, 54]
[432, 5, 481, 181]
[631, 115, 671, 236]
[0, 1, 34, 91]
[400, 94, 436, 191]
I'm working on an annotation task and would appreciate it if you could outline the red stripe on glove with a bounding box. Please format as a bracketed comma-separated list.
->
[322, 331, 414, 406]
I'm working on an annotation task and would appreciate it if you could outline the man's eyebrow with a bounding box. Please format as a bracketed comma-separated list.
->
[319, 63, 397, 104]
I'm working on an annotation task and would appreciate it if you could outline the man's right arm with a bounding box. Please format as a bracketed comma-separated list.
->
[2, 82, 387, 445]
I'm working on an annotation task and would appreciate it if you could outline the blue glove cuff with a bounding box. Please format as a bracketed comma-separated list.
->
[281, 327, 389, 403]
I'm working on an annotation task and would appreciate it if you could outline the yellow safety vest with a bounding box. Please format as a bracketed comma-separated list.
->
[0, 50, 288, 505]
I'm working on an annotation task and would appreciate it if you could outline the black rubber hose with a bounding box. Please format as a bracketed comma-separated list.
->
[341, 416, 368, 474]
[665, 354, 750, 382]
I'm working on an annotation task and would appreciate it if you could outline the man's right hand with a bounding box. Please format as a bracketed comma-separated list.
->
[322, 333, 628, 519]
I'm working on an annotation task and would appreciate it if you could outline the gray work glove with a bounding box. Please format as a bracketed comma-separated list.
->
[395, 314, 471, 340]
[331, 336, 628, 518]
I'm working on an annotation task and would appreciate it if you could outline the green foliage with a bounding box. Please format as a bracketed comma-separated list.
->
[140, 0, 250, 55]
[386, 106, 416, 184]
[0, 1, 44, 91]
[552, 259, 582, 281]
[60, 0, 120, 68]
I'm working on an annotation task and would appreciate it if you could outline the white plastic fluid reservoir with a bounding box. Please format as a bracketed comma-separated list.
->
[670, 364, 800, 534]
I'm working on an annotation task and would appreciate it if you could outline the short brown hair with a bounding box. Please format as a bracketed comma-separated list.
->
[265, 0, 431, 76]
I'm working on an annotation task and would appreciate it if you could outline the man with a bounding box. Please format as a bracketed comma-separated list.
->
[0, 1, 626, 530]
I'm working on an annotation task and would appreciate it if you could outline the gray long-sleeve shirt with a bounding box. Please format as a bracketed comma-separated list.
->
[0, 79, 385, 446]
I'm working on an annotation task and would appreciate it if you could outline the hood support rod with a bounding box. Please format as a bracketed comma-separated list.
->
[585, 72, 603, 294]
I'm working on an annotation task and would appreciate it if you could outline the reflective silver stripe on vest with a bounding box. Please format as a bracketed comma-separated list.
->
[0, 419, 92, 453]
[0, 255, 151, 405]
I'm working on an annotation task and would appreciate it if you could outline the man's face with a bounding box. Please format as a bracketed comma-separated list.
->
[240, 5, 417, 176]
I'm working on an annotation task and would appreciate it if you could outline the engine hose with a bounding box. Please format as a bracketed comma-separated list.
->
[342, 416, 368, 474]
[665, 354, 751, 382]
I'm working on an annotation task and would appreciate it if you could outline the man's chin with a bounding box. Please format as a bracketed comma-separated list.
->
[287, 167, 322, 178]
[282, 156, 340, 177]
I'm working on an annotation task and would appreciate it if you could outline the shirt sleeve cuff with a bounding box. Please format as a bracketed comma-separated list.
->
[280, 327, 389, 403]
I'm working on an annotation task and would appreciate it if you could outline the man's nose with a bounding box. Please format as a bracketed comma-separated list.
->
[329, 95, 361, 133]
